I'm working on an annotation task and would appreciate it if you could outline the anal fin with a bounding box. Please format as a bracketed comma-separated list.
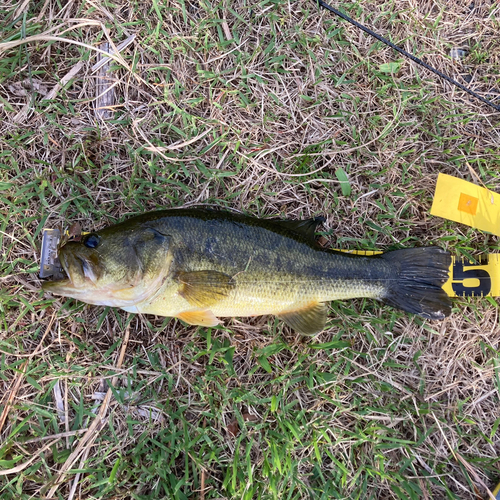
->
[278, 302, 328, 335]
[177, 310, 220, 327]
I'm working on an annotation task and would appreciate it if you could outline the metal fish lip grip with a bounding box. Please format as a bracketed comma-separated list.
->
[40, 228, 65, 280]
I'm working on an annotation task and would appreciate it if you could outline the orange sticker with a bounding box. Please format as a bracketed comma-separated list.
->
[458, 192, 479, 215]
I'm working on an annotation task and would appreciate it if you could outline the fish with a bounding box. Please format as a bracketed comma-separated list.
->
[42, 208, 452, 334]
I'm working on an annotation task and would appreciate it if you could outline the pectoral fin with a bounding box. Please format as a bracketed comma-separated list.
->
[278, 302, 328, 335]
[177, 270, 235, 308]
[177, 310, 220, 327]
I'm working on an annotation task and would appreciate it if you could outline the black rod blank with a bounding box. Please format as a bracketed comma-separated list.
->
[317, 0, 500, 112]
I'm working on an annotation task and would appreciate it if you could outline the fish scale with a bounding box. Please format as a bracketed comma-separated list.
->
[159, 213, 388, 316]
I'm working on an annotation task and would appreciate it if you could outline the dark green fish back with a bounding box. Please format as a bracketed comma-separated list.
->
[105, 208, 388, 286]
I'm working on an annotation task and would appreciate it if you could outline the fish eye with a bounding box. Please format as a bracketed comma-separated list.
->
[83, 234, 100, 249]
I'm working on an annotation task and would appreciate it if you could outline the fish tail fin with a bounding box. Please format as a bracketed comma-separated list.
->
[380, 247, 452, 320]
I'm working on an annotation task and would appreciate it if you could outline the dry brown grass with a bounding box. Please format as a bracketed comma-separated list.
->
[1, 0, 499, 498]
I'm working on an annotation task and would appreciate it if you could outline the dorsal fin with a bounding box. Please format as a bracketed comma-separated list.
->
[273, 216, 325, 241]
[278, 302, 328, 335]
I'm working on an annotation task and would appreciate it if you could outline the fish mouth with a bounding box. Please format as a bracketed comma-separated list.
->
[42, 249, 103, 298]
[42, 277, 72, 294]
[41, 250, 75, 294]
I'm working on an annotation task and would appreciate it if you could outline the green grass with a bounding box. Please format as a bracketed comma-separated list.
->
[1, 0, 500, 498]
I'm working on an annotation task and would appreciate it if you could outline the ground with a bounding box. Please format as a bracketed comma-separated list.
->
[1, 0, 500, 499]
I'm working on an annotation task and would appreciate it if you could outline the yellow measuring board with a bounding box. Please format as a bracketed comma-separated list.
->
[430, 173, 500, 236]
[339, 250, 500, 298]
[444, 254, 499, 298]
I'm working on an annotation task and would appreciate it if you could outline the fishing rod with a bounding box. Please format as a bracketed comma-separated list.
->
[316, 0, 500, 112]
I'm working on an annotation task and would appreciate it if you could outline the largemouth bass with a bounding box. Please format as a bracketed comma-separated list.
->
[42, 209, 452, 334]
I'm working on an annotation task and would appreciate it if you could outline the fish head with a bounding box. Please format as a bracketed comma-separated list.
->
[42, 224, 172, 307]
